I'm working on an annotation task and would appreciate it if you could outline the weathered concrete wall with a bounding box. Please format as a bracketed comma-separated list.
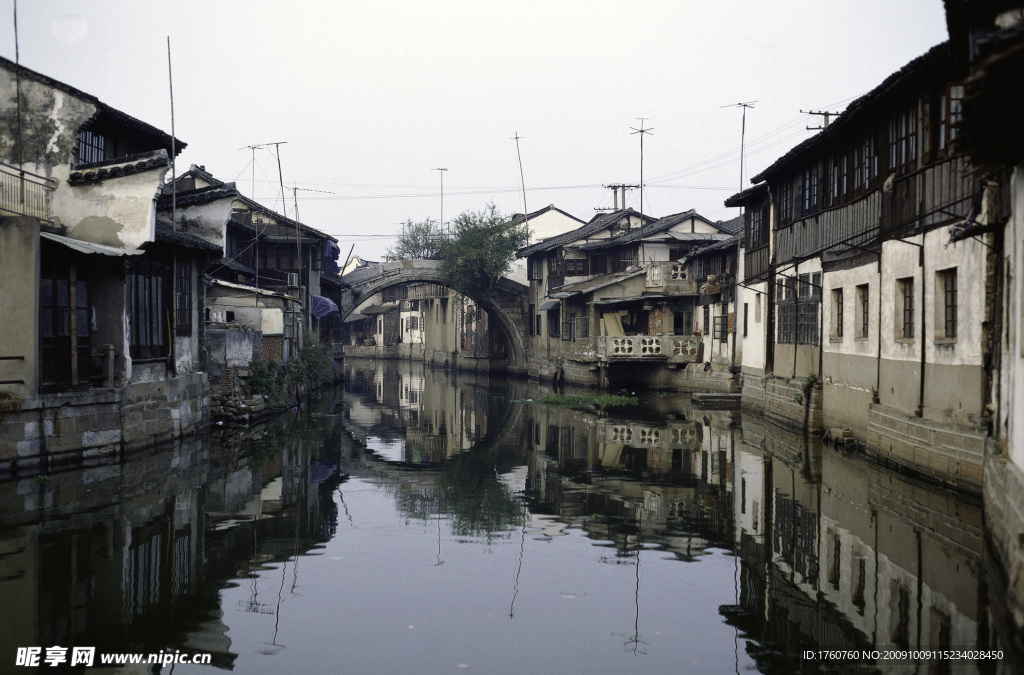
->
[0, 217, 40, 399]
[866, 403, 984, 491]
[822, 351, 876, 432]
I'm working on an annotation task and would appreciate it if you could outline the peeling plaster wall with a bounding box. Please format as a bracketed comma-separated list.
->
[0, 63, 168, 251]
[57, 168, 169, 250]
[160, 199, 233, 249]
[0, 66, 95, 174]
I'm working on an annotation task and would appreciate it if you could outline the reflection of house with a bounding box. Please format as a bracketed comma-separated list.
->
[0, 56, 212, 467]
[730, 418, 983, 666]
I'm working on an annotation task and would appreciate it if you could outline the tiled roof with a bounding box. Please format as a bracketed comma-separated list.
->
[680, 234, 740, 263]
[153, 222, 223, 252]
[67, 150, 169, 185]
[751, 42, 950, 183]
[171, 166, 336, 243]
[157, 182, 238, 209]
[714, 215, 743, 235]
[509, 204, 585, 226]
[359, 302, 399, 315]
[516, 208, 654, 257]
[549, 268, 646, 297]
[579, 210, 699, 250]
[209, 256, 255, 277]
[724, 183, 768, 208]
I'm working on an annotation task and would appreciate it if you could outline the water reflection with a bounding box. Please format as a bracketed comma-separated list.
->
[0, 358, 1015, 673]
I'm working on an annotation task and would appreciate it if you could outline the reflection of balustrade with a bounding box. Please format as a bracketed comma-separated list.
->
[596, 335, 699, 362]
[601, 421, 699, 448]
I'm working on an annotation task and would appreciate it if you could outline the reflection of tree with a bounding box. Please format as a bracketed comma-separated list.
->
[393, 452, 525, 539]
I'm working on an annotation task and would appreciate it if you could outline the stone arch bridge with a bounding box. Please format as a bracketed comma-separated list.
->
[340, 259, 529, 373]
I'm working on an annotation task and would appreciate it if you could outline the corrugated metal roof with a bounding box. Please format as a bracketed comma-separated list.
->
[40, 232, 134, 256]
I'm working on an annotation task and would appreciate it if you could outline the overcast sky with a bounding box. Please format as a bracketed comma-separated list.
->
[4, 1, 949, 261]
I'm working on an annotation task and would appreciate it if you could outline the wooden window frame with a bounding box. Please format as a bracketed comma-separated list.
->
[128, 256, 172, 360]
[174, 258, 192, 337]
[833, 288, 844, 339]
[898, 277, 915, 339]
[941, 268, 957, 339]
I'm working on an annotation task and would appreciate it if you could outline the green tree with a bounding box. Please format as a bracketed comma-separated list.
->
[386, 218, 444, 260]
[439, 203, 528, 301]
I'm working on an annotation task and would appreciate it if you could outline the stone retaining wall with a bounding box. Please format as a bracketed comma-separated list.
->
[983, 450, 1024, 664]
[0, 371, 209, 475]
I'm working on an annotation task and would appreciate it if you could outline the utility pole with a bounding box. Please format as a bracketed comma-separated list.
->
[512, 132, 529, 244]
[600, 184, 638, 211]
[722, 101, 757, 197]
[630, 119, 653, 215]
[801, 109, 841, 131]
[433, 168, 448, 239]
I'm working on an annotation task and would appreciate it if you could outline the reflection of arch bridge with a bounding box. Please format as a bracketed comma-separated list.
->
[341, 259, 529, 373]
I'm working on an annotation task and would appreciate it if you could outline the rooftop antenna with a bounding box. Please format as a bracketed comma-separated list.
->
[13, 0, 24, 209]
[291, 185, 335, 224]
[167, 37, 176, 230]
[433, 168, 448, 239]
[630, 119, 653, 216]
[268, 141, 288, 217]
[722, 101, 757, 196]
[512, 132, 528, 244]
[238, 141, 288, 212]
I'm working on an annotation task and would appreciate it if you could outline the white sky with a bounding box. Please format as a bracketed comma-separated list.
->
[3, 1, 949, 261]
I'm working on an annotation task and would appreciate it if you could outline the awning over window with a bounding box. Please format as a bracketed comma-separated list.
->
[311, 295, 339, 319]
[538, 300, 560, 311]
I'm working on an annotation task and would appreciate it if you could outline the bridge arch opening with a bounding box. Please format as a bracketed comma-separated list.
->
[339, 260, 528, 373]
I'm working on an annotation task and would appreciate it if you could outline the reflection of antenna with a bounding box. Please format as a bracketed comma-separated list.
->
[630, 119, 653, 215]
[722, 102, 756, 196]
[510, 500, 527, 618]
[624, 509, 648, 656]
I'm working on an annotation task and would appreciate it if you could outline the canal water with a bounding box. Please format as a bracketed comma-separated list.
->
[0, 357, 1016, 673]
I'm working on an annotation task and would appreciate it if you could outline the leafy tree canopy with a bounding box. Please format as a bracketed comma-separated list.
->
[386, 218, 444, 260]
[439, 203, 528, 301]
